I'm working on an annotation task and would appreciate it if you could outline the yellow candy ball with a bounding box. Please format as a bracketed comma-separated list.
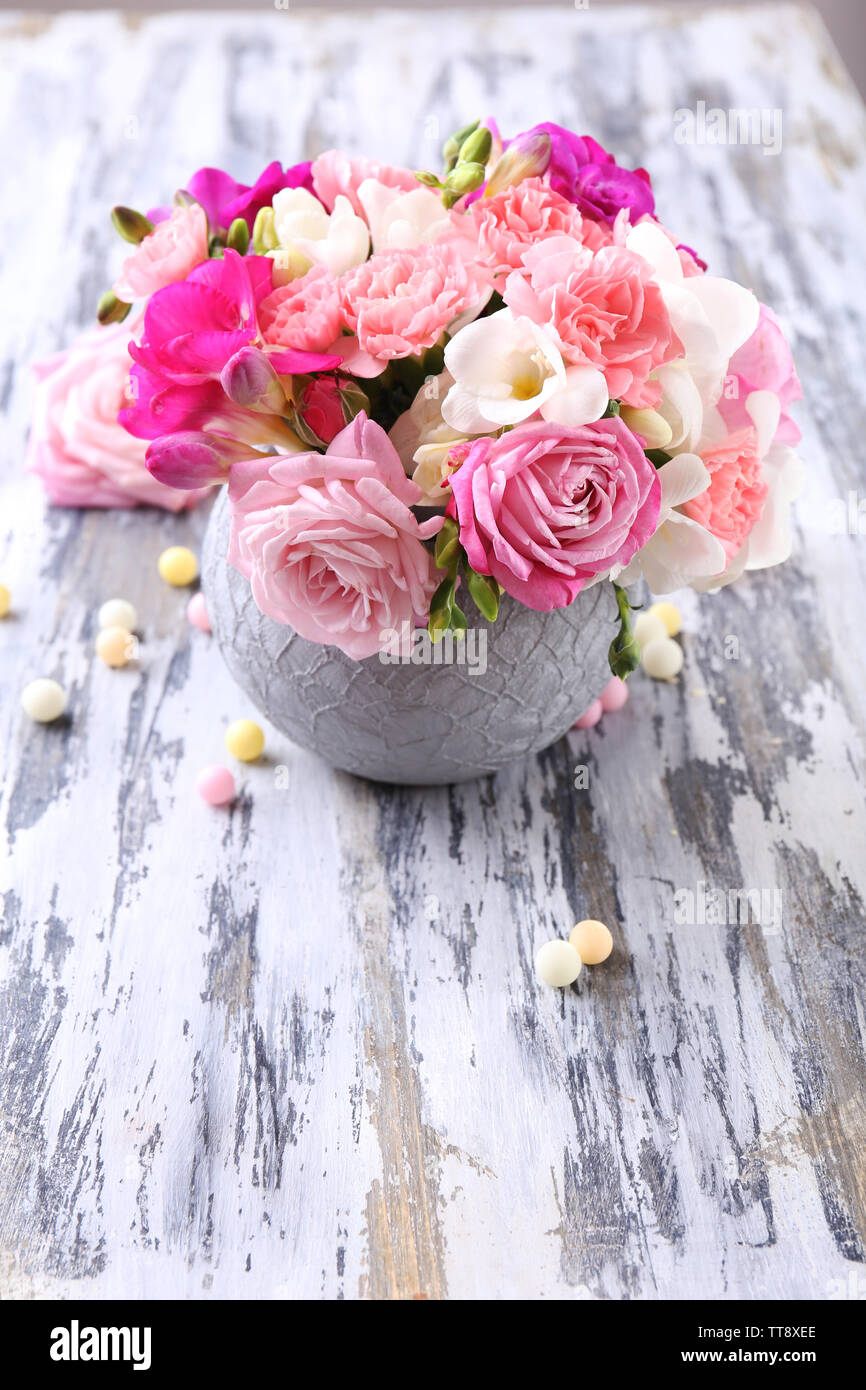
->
[96, 626, 135, 668]
[0, 584, 10, 618]
[225, 719, 265, 762]
[21, 678, 66, 723]
[649, 601, 682, 638]
[569, 919, 614, 965]
[158, 546, 199, 587]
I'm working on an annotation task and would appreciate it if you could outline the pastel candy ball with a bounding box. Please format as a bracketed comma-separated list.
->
[98, 598, 136, 632]
[641, 636, 684, 681]
[649, 600, 682, 638]
[96, 626, 134, 668]
[574, 698, 603, 729]
[0, 584, 10, 618]
[535, 939, 582, 987]
[600, 676, 629, 712]
[196, 764, 236, 806]
[225, 719, 265, 762]
[158, 546, 199, 587]
[569, 918, 614, 965]
[21, 678, 66, 723]
[633, 612, 668, 649]
[187, 592, 211, 632]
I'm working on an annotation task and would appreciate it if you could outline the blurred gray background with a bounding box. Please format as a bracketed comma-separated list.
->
[4, 2, 863, 96]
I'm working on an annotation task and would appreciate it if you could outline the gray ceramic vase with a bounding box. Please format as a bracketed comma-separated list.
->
[203, 488, 617, 785]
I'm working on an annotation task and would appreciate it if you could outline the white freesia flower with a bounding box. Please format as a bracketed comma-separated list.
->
[357, 178, 454, 252]
[442, 309, 568, 432]
[389, 371, 471, 503]
[270, 187, 369, 275]
[650, 360, 705, 454]
[539, 364, 610, 430]
[625, 221, 759, 400]
[616, 452, 726, 593]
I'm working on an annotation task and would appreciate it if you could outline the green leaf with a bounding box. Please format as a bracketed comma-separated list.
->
[450, 603, 467, 638]
[645, 448, 672, 468]
[226, 217, 250, 254]
[434, 518, 460, 571]
[465, 564, 500, 622]
[427, 575, 455, 642]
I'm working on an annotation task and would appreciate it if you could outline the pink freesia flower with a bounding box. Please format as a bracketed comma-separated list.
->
[681, 427, 769, 562]
[504, 235, 681, 407]
[718, 305, 802, 446]
[27, 323, 208, 510]
[227, 413, 443, 659]
[341, 242, 490, 361]
[112, 205, 209, 303]
[259, 266, 344, 354]
[469, 178, 589, 280]
[515, 123, 655, 225]
[311, 150, 417, 216]
[447, 416, 661, 610]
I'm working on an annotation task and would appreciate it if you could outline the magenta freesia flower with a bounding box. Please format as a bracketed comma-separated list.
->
[227, 413, 443, 659]
[447, 417, 661, 609]
[513, 123, 655, 226]
[148, 161, 316, 231]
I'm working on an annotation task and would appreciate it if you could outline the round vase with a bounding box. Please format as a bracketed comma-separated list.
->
[203, 488, 617, 785]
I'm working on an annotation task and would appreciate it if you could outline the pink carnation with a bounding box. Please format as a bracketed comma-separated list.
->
[311, 150, 418, 217]
[259, 266, 344, 353]
[227, 413, 442, 659]
[112, 205, 209, 303]
[341, 242, 489, 361]
[447, 416, 661, 610]
[27, 323, 208, 510]
[469, 177, 590, 279]
[681, 427, 768, 562]
[504, 235, 680, 407]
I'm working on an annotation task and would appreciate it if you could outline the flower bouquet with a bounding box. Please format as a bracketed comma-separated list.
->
[29, 121, 803, 783]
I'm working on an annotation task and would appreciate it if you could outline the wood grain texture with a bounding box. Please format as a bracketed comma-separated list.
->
[0, 3, 865, 1301]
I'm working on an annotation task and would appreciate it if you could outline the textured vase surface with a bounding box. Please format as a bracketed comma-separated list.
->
[203, 489, 617, 785]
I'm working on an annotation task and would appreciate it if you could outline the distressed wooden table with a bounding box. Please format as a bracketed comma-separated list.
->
[1, 3, 865, 1302]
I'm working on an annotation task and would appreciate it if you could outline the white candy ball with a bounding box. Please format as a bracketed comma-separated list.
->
[633, 612, 668, 649]
[21, 678, 67, 723]
[641, 636, 684, 681]
[534, 939, 582, 988]
[98, 598, 137, 632]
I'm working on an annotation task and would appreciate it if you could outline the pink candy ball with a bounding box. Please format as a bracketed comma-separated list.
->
[600, 676, 629, 712]
[187, 592, 211, 632]
[196, 764, 235, 806]
[574, 699, 603, 730]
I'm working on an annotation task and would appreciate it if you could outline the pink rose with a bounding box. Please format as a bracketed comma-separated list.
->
[681, 427, 768, 562]
[718, 305, 802, 446]
[447, 416, 661, 610]
[504, 235, 680, 407]
[227, 413, 442, 659]
[259, 266, 344, 354]
[112, 205, 209, 303]
[311, 150, 418, 216]
[469, 177, 591, 279]
[27, 323, 208, 510]
[341, 242, 489, 361]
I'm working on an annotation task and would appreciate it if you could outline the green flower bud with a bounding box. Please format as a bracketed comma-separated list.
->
[111, 206, 154, 245]
[451, 119, 480, 148]
[226, 217, 250, 254]
[97, 290, 132, 326]
[446, 162, 486, 196]
[458, 126, 492, 167]
[483, 131, 552, 198]
[252, 206, 278, 254]
[414, 169, 442, 189]
[608, 583, 641, 679]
